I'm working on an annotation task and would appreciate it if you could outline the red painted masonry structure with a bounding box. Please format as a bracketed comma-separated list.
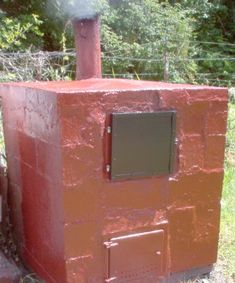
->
[0, 78, 228, 283]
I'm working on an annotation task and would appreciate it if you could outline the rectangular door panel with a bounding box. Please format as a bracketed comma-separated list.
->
[105, 229, 165, 282]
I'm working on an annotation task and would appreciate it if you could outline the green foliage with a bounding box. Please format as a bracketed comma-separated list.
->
[101, 0, 198, 82]
[176, 0, 235, 85]
[219, 165, 235, 280]
[220, 104, 235, 280]
[229, 88, 235, 104]
[0, 13, 43, 51]
[0, 0, 234, 86]
[0, 0, 68, 50]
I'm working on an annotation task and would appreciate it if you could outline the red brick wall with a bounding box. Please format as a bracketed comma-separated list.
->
[0, 85, 66, 282]
[0, 80, 228, 282]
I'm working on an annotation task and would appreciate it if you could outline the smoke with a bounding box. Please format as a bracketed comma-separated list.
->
[56, 0, 108, 20]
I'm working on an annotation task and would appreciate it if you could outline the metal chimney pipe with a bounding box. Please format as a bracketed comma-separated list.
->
[73, 16, 102, 80]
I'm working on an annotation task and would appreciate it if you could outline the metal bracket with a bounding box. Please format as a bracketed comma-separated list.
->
[106, 165, 111, 173]
[105, 277, 117, 282]
[107, 126, 112, 134]
[104, 241, 119, 249]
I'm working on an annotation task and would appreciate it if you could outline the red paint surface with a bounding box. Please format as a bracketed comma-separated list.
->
[74, 18, 102, 80]
[0, 79, 228, 282]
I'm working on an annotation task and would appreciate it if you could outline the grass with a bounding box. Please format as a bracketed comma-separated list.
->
[218, 104, 235, 281]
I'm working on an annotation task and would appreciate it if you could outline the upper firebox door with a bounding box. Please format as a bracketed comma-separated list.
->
[110, 111, 176, 180]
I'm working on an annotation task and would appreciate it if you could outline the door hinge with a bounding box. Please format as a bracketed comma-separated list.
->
[107, 126, 112, 134]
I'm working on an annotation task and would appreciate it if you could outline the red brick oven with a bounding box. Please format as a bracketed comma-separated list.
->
[0, 16, 228, 283]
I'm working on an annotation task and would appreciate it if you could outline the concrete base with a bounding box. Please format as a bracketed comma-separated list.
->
[161, 265, 213, 283]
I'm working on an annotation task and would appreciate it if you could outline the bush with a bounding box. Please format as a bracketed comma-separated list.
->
[0, 13, 43, 51]
[229, 88, 235, 104]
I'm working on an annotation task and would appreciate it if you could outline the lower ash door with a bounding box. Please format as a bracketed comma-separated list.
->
[105, 229, 165, 283]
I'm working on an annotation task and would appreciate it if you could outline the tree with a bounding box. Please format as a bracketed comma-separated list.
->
[0, 0, 234, 85]
[172, 0, 235, 85]
[0, 0, 67, 50]
[101, 0, 197, 82]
